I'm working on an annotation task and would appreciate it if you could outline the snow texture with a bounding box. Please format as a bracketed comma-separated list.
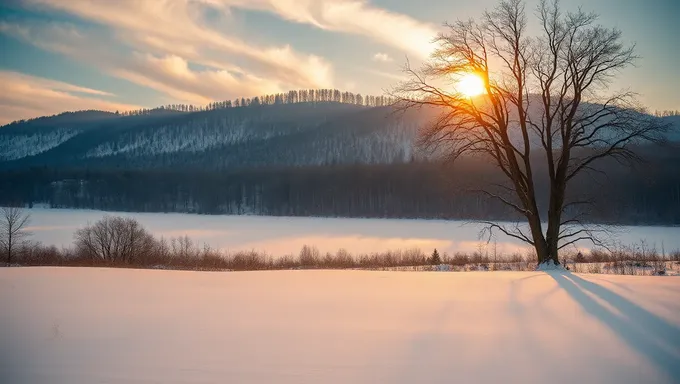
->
[0, 128, 78, 160]
[82, 120, 416, 165]
[84, 118, 283, 158]
[536, 260, 566, 271]
[1, 268, 679, 383]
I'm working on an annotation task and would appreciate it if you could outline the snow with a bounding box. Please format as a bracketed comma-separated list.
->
[23, 208, 680, 257]
[84, 119, 281, 158]
[0, 128, 78, 161]
[536, 259, 565, 271]
[1, 268, 679, 383]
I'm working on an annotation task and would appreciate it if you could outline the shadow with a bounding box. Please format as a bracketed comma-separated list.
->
[549, 271, 680, 380]
[395, 275, 555, 383]
[509, 273, 560, 315]
[390, 299, 461, 383]
[585, 275, 634, 292]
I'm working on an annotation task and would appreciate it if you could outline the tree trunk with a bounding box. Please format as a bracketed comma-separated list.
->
[544, 209, 562, 266]
[544, 234, 560, 265]
[527, 214, 553, 265]
[7, 235, 11, 265]
[544, 175, 567, 266]
[533, 235, 559, 266]
[535, 239, 550, 265]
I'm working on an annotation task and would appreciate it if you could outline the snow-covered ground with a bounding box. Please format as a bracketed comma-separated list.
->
[23, 208, 680, 256]
[1, 268, 679, 383]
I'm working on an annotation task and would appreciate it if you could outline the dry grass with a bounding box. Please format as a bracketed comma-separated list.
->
[8, 241, 676, 276]
[562, 242, 675, 276]
[2, 216, 677, 276]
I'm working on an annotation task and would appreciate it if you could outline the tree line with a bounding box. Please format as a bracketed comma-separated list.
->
[2, 88, 395, 125]
[118, 89, 395, 117]
[654, 110, 680, 117]
[2, 154, 678, 225]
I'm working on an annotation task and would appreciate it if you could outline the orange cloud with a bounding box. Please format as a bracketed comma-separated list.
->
[23, 0, 334, 90]
[0, 71, 140, 125]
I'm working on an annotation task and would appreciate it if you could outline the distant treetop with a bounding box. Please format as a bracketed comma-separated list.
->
[123, 89, 393, 117]
[5, 89, 394, 125]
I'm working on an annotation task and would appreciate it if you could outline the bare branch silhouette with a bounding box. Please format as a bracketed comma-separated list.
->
[390, 0, 668, 265]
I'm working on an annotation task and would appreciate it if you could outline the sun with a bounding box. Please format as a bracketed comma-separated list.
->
[457, 73, 485, 97]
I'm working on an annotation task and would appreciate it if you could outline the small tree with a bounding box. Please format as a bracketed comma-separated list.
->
[171, 235, 196, 259]
[74, 216, 156, 264]
[0, 206, 31, 265]
[299, 245, 321, 267]
[430, 249, 442, 265]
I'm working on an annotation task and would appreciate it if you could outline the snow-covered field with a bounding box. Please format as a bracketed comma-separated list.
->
[1, 268, 679, 383]
[24, 208, 680, 256]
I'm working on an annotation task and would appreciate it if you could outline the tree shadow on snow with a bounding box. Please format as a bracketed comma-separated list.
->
[549, 272, 680, 380]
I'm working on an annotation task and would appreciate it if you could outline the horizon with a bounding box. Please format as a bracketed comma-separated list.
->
[1, 0, 678, 125]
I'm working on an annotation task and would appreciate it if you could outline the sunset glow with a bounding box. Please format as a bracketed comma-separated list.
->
[457, 73, 485, 97]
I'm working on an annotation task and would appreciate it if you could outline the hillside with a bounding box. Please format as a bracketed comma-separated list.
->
[662, 115, 680, 141]
[0, 102, 422, 170]
[2, 100, 677, 171]
[1, 99, 679, 224]
[1, 268, 679, 384]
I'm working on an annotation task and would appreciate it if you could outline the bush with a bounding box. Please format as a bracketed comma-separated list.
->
[74, 216, 157, 264]
[450, 252, 469, 266]
[575, 252, 586, 263]
[299, 245, 320, 267]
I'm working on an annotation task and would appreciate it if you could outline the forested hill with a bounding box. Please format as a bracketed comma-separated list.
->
[1, 93, 679, 225]
[1, 92, 679, 170]
[0, 91, 421, 170]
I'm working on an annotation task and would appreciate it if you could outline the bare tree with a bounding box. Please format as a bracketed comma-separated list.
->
[74, 216, 156, 264]
[392, 0, 667, 266]
[0, 206, 31, 265]
[171, 235, 197, 259]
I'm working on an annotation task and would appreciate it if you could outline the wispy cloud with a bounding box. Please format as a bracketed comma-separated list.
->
[372, 52, 393, 63]
[0, 71, 140, 125]
[116, 53, 283, 104]
[23, 0, 335, 90]
[223, 0, 438, 59]
[363, 68, 408, 83]
[1, 21, 300, 105]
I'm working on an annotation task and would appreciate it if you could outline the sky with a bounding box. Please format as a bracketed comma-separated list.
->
[0, 0, 678, 124]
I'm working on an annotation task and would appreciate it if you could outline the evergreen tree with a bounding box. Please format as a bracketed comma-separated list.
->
[430, 249, 441, 265]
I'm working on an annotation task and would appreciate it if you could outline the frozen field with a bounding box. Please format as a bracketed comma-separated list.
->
[23, 208, 680, 256]
[1, 268, 679, 383]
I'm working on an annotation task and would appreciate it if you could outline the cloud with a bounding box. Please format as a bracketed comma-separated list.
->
[115, 53, 283, 105]
[1, 0, 433, 118]
[363, 68, 408, 82]
[1, 21, 296, 105]
[372, 52, 393, 63]
[0, 71, 141, 125]
[22, 0, 334, 90]
[21, 0, 433, 83]
[221, 0, 438, 59]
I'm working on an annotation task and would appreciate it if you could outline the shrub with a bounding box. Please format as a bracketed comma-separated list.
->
[74, 216, 157, 264]
[575, 252, 586, 263]
[451, 252, 469, 266]
[299, 245, 320, 267]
